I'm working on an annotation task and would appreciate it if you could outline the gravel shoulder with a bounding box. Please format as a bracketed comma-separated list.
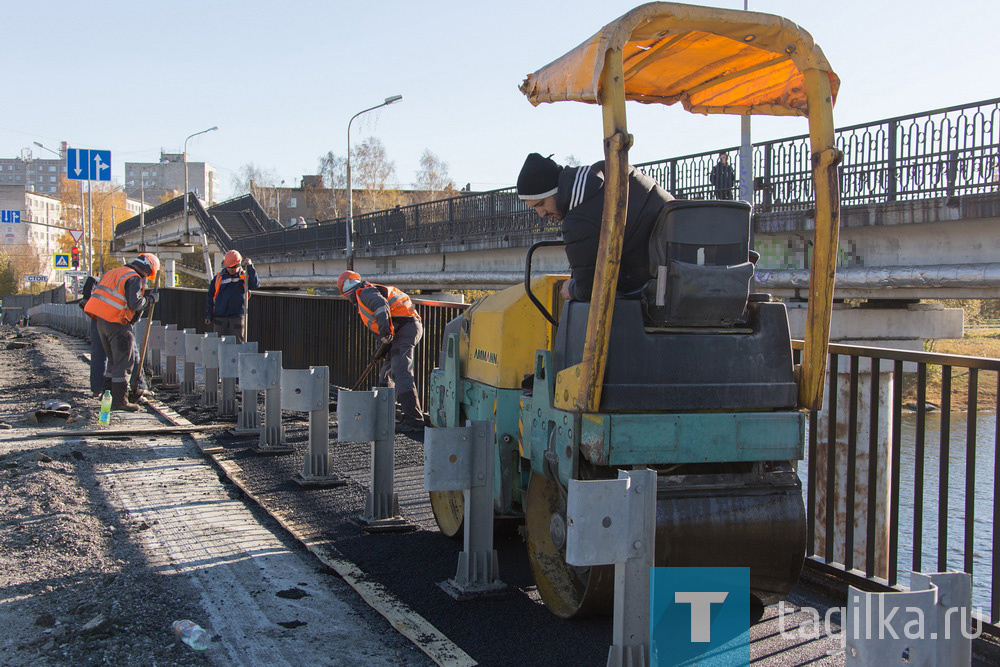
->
[0, 325, 430, 666]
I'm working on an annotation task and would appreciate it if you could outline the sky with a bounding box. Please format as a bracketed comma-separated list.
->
[3, 0, 997, 201]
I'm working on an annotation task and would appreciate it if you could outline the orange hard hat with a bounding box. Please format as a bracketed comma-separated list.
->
[338, 270, 362, 296]
[135, 253, 160, 282]
[223, 250, 243, 268]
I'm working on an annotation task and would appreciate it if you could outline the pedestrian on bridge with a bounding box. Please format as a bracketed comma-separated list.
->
[83, 253, 160, 412]
[338, 271, 426, 432]
[516, 152, 675, 302]
[206, 250, 259, 343]
[710, 151, 736, 200]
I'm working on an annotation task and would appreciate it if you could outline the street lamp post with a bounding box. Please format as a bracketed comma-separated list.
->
[183, 126, 218, 237]
[346, 95, 402, 269]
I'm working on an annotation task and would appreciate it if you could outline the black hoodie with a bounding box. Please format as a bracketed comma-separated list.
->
[557, 161, 674, 301]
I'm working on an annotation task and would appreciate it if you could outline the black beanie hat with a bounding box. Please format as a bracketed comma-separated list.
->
[516, 153, 562, 201]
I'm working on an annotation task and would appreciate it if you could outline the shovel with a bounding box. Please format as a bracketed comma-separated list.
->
[351, 341, 391, 391]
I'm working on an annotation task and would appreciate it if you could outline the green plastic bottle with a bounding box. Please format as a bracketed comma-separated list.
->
[99, 390, 112, 425]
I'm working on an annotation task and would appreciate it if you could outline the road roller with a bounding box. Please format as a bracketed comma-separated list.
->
[428, 1, 841, 620]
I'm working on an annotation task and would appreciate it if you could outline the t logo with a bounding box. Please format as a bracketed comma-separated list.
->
[675, 591, 729, 642]
[651, 568, 751, 666]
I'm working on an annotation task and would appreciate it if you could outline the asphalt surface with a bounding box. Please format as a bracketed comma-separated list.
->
[155, 379, 853, 667]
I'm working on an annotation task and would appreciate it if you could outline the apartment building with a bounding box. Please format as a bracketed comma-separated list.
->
[125, 151, 219, 206]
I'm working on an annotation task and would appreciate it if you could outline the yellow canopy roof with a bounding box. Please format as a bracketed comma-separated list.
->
[520, 2, 839, 117]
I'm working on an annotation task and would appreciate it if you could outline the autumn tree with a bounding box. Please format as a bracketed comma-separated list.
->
[55, 176, 128, 275]
[0, 248, 46, 295]
[414, 150, 456, 203]
[0, 251, 17, 294]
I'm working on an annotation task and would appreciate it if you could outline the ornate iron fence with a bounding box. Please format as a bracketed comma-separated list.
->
[223, 98, 1000, 258]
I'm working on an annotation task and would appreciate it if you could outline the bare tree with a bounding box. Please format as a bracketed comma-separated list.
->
[312, 151, 348, 220]
[230, 163, 279, 196]
[563, 154, 582, 167]
[414, 150, 455, 203]
[351, 137, 401, 214]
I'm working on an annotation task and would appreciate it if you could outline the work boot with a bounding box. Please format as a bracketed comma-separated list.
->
[396, 390, 427, 433]
[102, 377, 112, 393]
[110, 383, 139, 412]
[128, 387, 148, 404]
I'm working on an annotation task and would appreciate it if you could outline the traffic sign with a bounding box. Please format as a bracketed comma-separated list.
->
[64, 270, 88, 277]
[25, 275, 47, 283]
[53, 252, 71, 269]
[69, 229, 83, 242]
[66, 148, 111, 181]
[1, 210, 20, 224]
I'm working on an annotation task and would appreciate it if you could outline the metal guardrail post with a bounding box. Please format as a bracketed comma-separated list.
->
[845, 571, 973, 666]
[238, 351, 290, 453]
[202, 334, 221, 408]
[336, 388, 412, 531]
[566, 469, 657, 667]
[162, 325, 181, 386]
[181, 329, 201, 395]
[218, 337, 255, 418]
[147, 322, 163, 379]
[424, 420, 506, 598]
[233, 342, 261, 435]
[286, 366, 344, 488]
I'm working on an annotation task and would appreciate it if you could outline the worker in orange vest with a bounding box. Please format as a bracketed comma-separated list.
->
[84, 253, 160, 412]
[338, 271, 426, 432]
[205, 249, 259, 343]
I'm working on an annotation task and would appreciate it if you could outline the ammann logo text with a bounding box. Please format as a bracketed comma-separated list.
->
[473, 348, 498, 365]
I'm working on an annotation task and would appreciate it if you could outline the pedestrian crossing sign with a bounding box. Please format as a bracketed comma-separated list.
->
[53, 253, 71, 269]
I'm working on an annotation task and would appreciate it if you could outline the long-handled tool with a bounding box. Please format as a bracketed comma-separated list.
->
[136, 277, 158, 387]
[242, 269, 250, 342]
[351, 341, 390, 391]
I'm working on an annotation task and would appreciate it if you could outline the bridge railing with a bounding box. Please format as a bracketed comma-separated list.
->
[154, 287, 468, 406]
[794, 340, 1000, 633]
[224, 97, 1000, 259]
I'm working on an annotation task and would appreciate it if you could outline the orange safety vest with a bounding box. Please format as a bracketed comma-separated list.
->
[213, 270, 248, 302]
[84, 266, 143, 325]
[356, 284, 419, 336]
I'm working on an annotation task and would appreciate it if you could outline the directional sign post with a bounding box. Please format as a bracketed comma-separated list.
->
[1, 210, 21, 224]
[53, 253, 71, 270]
[66, 148, 111, 182]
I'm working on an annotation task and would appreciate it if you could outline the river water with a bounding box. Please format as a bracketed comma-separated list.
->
[802, 411, 996, 614]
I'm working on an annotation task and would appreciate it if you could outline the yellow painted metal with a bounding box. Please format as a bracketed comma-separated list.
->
[555, 49, 631, 412]
[799, 68, 842, 410]
[464, 274, 566, 389]
[524, 2, 840, 412]
[519, 2, 839, 116]
[429, 490, 464, 538]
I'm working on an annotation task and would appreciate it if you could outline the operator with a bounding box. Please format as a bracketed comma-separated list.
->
[516, 152, 675, 302]
[205, 249, 259, 343]
[338, 270, 426, 432]
[83, 253, 160, 412]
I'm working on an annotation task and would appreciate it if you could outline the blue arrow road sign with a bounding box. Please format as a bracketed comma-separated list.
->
[1, 210, 20, 223]
[66, 148, 112, 181]
[53, 253, 71, 269]
[90, 150, 111, 181]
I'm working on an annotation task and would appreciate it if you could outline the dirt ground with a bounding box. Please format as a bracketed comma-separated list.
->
[0, 325, 428, 667]
[904, 329, 1000, 409]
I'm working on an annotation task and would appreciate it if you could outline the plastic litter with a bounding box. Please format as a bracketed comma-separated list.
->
[172, 619, 211, 650]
